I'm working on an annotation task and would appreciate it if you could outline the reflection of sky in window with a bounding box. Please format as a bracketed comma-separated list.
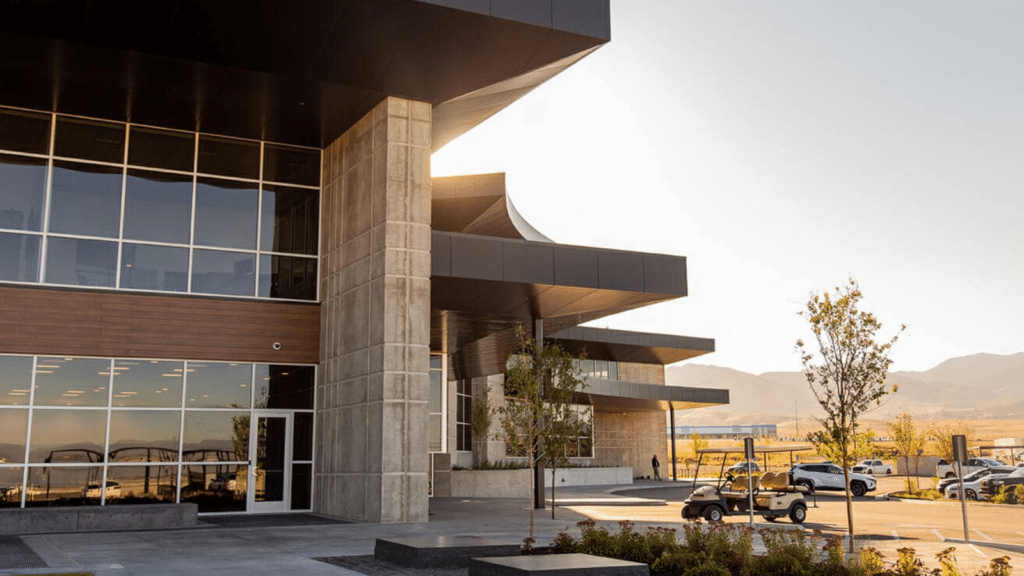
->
[111, 359, 183, 408]
[108, 410, 180, 462]
[185, 362, 251, 408]
[0, 355, 32, 406]
[27, 466, 101, 496]
[28, 409, 107, 463]
[33, 357, 111, 406]
[182, 411, 249, 462]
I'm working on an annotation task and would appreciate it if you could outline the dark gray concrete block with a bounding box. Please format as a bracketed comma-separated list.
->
[375, 535, 521, 568]
[0, 503, 199, 534]
[469, 553, 649, 576]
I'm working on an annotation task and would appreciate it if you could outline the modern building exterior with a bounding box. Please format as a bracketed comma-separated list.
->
[0, 0, 724, 524]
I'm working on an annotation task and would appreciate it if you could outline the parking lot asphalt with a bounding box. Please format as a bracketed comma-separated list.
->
[1, 478, 1020, 576]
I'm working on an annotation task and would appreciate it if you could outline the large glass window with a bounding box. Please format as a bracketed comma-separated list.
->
[456, 379, 471, 452]
[191, 249, 256, 297]
[194, 178, 258, 250]
[0, 106, 320, 302]
[0, 355, 315, 512]
[429, 356, 443, 452]
[120, 244, 189, 292]
[47, 161, 123, 238]
[123, 169, 193, 244]
[0, 153, 47, 231]
[44, 237, 118, 288]
[0, 232, 40, 283]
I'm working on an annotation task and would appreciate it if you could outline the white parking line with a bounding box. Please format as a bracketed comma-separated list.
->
[891, 530, 900, 541]
[932, 529, 946, 542]
[973, 529, 993, 542]
[970, 544, 987, 559]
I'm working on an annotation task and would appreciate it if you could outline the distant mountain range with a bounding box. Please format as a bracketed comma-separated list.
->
[666, 352, 1024, 426]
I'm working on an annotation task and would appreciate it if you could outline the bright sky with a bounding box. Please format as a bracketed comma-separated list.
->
[432, 1, 1024, 375]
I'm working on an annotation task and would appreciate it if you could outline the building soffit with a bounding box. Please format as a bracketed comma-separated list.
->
[0, 0, 610, 148]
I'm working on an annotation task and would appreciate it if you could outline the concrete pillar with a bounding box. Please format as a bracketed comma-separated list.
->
[316, 97, 432, 522]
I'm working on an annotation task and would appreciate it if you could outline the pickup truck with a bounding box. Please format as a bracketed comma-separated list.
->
[851, 460, 892, 475]
[935, 457, 1007, 479]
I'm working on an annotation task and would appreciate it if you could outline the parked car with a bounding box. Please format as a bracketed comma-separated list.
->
[208, 473, 238, 492]
[851, 460, 892, 475]
[789, 463, 877, 497]
[936, 466, 1015, 494]
[725, 461, 761, 475]
[944, 470, 1014, 500]
[979, 466, 1024, 499]
[83, 481, 121, 499]
[935, 458, 1007, 479]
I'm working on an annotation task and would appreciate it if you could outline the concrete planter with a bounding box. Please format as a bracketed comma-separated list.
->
[450, 467, 632, 498]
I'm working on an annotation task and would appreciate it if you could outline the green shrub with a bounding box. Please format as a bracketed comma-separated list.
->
[978, 556, 1012, 576]
[1014, 484, 1024, 504]
[936, 547, 962, 576]
[684, 558, 732, 576]
[991, 485, 1017, 505]
[859, 547, 887, 576]
[895, 547, 924, 576]
[742, 554, 811, 576]
[651, 550, 704, 576]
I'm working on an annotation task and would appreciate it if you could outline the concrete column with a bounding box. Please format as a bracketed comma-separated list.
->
[316, 97, 432, 523]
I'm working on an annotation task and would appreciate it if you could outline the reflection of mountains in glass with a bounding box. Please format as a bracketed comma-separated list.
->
[0, 444, 23, 463]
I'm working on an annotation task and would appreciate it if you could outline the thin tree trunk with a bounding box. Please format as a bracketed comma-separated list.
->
[551, 467, 556, 519]
[843, 434, 855, 555]
[528, 457, 535, 540]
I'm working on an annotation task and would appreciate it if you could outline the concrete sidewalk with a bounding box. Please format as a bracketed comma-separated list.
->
[1, 482, 1020, 576]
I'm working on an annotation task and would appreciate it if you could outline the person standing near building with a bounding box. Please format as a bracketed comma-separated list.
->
[651, 454, 661, 481]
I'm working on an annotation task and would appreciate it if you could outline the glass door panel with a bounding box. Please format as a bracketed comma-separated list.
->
[249, 412, 290, 513]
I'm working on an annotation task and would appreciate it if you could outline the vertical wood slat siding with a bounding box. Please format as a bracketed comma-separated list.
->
[0, 286, 320, 364]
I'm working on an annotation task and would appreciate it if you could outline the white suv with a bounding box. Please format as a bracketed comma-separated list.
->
[790, 463, 876, 497]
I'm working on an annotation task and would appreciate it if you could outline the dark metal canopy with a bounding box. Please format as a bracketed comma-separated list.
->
[0, 0, 610, 148]
[551, 326, 715, 365]
[581, 378, 728, 413]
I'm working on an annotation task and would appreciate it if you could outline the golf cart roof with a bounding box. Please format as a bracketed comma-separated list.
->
[697, 445, 814, 455]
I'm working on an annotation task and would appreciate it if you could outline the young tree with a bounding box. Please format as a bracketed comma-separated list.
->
[930, 420, 976, 463]
[690, 433, 708, 475]
[796, 278, 904, 553]
[497, 326, 588, 535]
[888, 412, 926, 492]
[807, 428, 877, 465]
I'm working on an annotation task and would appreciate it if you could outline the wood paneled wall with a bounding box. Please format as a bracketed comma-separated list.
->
[0, 286, 320, 364]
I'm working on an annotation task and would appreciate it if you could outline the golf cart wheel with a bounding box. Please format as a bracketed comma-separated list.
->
[703, 505, 724, 522]
[966, 489, 977, 500]
[789, 502, 807, 524]
[850, 481, 867, 498]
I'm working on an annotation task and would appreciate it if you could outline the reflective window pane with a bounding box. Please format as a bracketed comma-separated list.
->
[191, 249, 255, 297]
[293, 412, 313, 461]
[0, 355, 33, 406]
[0, 153, 47, 231]
[0, 409, 28, 463]
[54, 117, 124, 163]
[120, 243, 188, 292]
[0, 467, 24, 508]
[33, 356, 111, 407]
[429, 414, 442, 452]
[185, 362, 251, 408]
[48, 161, 123, 238]
[291, 463, 312, 510]
[260, 184, 319, 255]
[0, 232, 41, 283]
[28, 409, 107, 463]
[257, 254, 316, 301]
[429, 371, 441, 413]
[105, 465, 178, 503]
[108, 410, 180, 462]
[262, 144, 319, 187]
[44, 237, 117, 288]
[25, 466, 102, 507]
[0, 108, 50, 154]
[128, 126, 194, 172]
[194, 177, 257, 249]
[111, 359, 184, 408]
[197, 135, 258, 180]
[180, 463, 247, 512]
[123, 169, 192, 244]
[253, 365, 314, 409]
[182, 411, 249, 461]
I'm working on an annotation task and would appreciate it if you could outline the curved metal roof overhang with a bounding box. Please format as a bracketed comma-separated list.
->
[432, 230, 691, 379]
[0, 0, 609, 148]
[580, 379, 729, 413]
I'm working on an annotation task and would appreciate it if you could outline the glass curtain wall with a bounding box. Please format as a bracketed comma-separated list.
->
[0, 106, 320, 301]
[0, 354, 315, 513]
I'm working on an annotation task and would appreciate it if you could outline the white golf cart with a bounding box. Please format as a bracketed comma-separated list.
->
[681, 445, 812, 524]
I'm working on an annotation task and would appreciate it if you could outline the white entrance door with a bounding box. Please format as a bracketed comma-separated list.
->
[248, 411, 291, 513]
